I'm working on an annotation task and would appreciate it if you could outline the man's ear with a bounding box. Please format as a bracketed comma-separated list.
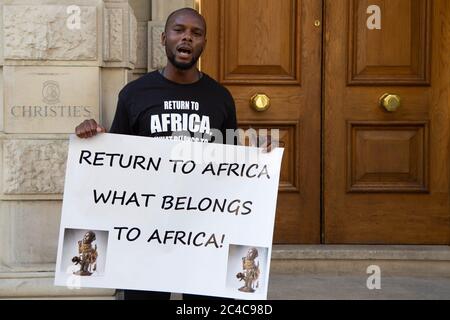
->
[161, 32, 166, 46]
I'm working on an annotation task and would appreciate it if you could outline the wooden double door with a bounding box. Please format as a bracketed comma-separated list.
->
[201, 0, 450, 244]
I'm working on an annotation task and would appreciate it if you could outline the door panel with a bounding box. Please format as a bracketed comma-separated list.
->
[220, 0, 300, 84]
[202, 0, 322, 243]
[348, 0, 431, 85]
[324, 0, 450, 243]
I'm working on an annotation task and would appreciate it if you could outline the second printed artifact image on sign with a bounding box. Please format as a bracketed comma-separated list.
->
[60, 228, 109, 277]
[226, 245, 269, 294]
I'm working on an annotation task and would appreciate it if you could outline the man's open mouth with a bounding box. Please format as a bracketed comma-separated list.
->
[177, 47, 192, 58]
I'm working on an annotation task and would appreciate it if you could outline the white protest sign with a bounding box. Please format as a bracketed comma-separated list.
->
[54, 133, 284, 300]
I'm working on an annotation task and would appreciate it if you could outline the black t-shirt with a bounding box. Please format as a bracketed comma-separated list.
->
[110, 70, 237, 144]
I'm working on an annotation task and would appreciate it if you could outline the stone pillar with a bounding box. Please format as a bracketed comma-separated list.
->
[0, 0, 136, 299]
[102, 0, 137, 129]
[148, 0, 195, 72]
[128, 0, 150, 81]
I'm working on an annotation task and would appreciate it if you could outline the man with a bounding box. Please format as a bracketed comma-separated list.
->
[76, 7, 273, 300]
[76, 7, 239, 300]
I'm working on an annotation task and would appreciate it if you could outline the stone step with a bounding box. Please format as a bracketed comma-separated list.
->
[270, 245, 450, 278]
[267, 274, 450, 300]
[0, 271, 115, 299]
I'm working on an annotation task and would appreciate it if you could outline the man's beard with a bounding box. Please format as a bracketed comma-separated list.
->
[166, 47, 202, 70]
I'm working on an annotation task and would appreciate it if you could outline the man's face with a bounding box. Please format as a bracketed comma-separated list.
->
[162, 12, 206, 70]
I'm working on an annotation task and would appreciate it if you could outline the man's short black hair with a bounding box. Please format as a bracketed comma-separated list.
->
[164, 7, 207, 35]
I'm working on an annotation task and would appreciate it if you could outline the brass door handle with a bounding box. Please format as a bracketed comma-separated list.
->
[250, 93, 271, 112]
[380, 93, 401, 112]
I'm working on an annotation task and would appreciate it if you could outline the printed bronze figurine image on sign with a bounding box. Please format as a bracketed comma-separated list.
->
[72, 230, 98, 276]
[236, 247, 260, 293]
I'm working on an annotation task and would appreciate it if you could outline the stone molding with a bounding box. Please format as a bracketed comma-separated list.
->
[147, 22, 166, 71]
[103, 1, 137, 68]
[135, 21, 148, 70]
[103, 8, 123, 62]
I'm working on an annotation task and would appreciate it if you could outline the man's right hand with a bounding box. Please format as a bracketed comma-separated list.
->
[75, 119, 107, 138]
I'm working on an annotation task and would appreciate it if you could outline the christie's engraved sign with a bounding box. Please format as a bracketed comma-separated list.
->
[10, 80, 93, 118]
[4, 66, 100, 133]
[10, 105, 93, 118]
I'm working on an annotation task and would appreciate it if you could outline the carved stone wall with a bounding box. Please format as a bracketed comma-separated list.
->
[0, 0, 200, 300]
[2, 139, 68, 195]
[0, 0, 135, 299]
[0, 0, 200, 298]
